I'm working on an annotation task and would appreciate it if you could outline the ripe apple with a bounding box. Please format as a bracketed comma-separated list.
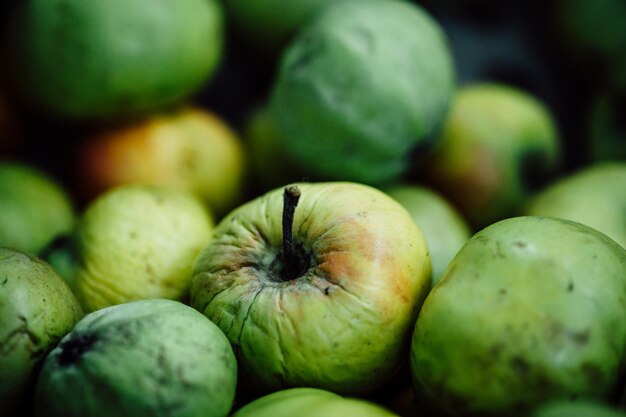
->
[0, 162, 74, 254]
[191, 182, 431, 395]
[7, 0, 224, 120]
[419, 83, 560, 228]
[0, 248, 83, 416]
[232, 387, 398, 417]
[74, 107, 246, 216]
[270, 0, 455, 185]
[533, 400, 626, 417]
[60, 184, 213, 312]
[34, 299, 237, 417]
[524, 162, 626, 248]
[411, 216, 626, 416]
[385, 185, 471, 286]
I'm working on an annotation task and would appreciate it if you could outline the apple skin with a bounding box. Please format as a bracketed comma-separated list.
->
[75, 107, 246, 216]
[0, 162, 74, 255]
[411, 216, 626, 417]
[191, 182, 431, 395]
[385, 185, 471, 286]
[0, 248, 83, 417]
[69, 185, 214, 312]
[270, 0, 454, 185]
[232, 387, 398, 417]
[524, 162, 626, 248]
[34, 299, 237, 417]
[7, 0, 223, 120]
[420, 83, 560, 229]
[532, 400, 626, 417]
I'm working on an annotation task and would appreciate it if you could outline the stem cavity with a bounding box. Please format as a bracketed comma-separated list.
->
[282, 185, 301, 280]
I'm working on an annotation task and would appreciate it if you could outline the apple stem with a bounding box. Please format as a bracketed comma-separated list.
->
[282, 185, 301, 280]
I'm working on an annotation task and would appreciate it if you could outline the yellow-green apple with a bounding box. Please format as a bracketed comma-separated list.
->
[232, 387, 398, 417]
[411, 216, 626, 416]
[191, 182, 431, 395]
[74, 107, 246, 216]
[385, 185, 471, 286]
[270, 0, 455, 185]
[420, 83, 560, 228]
[524, 162, 626, 248]
[0, 162, 74, 254]
[7, 0, 224, 120]
[34, 299, 237, 417]
[58, 185, 213, 312]
[0, 248, 82, 416]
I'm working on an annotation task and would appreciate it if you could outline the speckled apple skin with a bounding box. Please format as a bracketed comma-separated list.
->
[191, 182, 431, 394]
[0, 248, 83, 415]
[34, 299, 237, 417]
[411, 216, 626, 417]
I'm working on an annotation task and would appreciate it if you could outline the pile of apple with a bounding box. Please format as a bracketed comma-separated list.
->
[1, 0, 625, 417]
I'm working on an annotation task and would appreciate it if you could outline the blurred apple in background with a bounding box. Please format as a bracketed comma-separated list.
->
[411, 217, 626, 416]
[270, 0, 455, 185]
[5, 0, 224, 120]
[191, 182, 431, 395]
[0, 162, 74, 255]
[532, 400, 626, 417]
[0, 248, 83, 417]
[74, 107, 246, 216]
[524, 162, 626, 248]
[419, 83, 561, 229]
[385, 185, 471, 286]
[54, 185, 213, 313]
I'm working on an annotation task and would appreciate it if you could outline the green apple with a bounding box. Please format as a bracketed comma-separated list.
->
[411, 216, 626, 416]
[270, 0, 455, 185]
[225, 0, 336, 53]
[385, 185, 471, 286]
[74, 107, 246, 216]
[232, 387, 398, 417]
[421, 83, 561, 228]
[65, 184, 213, 312]
[191, 182, 431, 394]
[34, 298, 237, 417]
[0, 248, 83, 416]
[533, 400, 626, 417]
[524, 162, 626, 248]
[7, 0, 223, 120]
[0, 162, 74, 254]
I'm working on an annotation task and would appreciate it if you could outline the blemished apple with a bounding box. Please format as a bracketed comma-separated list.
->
[74, 107, 246, 216]
[419, 83, 560, 229]
[270, 0, 455, 185]
[191, 182, 431, 395]
[0, 162, 74, 255]
[524, 162, 626, 248]
[59, 184, 214, 312]
[385, 185, 471, 286]
[0, 248, 83, 416]
[532, 400, 626, 417]
[231, 387, 398, 417]
[7, 0, 224, 120]
[34, 299, 237, 417]
[411, 216, 626, 417]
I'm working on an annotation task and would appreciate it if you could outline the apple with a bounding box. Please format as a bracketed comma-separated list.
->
[411, 216, 626, 416]
[532, 400, 626, 417]
[232, 387, 398, 417]
[74, 107, 246, 216]
[419, 83, 561, 229]
[0, 162, 74, 255]
[58, 184, 213, 312]
[270, 0, 455, 185]
[6, 0, 224, 120]
[385, 185, 471, 286]
[34, 298, 237, 417]
[191, 182, 431, 395]
[0, 247, 83, 416]
[524, 162, 626, 248]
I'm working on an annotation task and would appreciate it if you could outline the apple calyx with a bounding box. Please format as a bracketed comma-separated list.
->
[57, 333, 96, 367]
[281, 185, 305, 280]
